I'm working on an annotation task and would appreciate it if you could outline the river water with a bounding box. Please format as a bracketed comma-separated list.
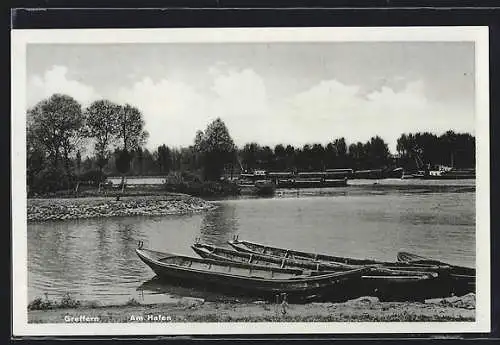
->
[27, 179, 475, 305]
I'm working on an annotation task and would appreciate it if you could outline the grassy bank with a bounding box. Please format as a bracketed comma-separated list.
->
[30, 180, 241, 199]
[28, 295, 475, 323]
[164, 181, 240, 198]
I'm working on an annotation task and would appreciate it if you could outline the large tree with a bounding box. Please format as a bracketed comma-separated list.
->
[115, 104, 148, 188]
[194, 118, 236, 180]
[258, 146, 274, 170]
[365, 136, 390, 168]
[348, 142, 367, 170]
[27, 94, 84, 187]
[84, 99, 121, 178]
[26, 126, 46, 191]
[396, 131, 474, 170]
[333, 138, 348, 168]
[116, 104, 149, 151]
[284, 145, 296, 171]
[324, 142, 337, 169]
[156, 144, 172, 174]
[241, 142, 260, 171]
[273, 144, 286, 171]
[310, 143, 325, 170]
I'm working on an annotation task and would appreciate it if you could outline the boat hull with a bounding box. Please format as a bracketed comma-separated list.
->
[192, 243, 448, 301]
[422, 174, 475, 180]
[228, 239, 447, 270]
[227, 239, 475, 298]
[397, 251, 475, 296]
[136, 248, 368, 301]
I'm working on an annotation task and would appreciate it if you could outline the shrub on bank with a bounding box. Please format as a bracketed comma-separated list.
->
[28, 293, 81, 310]
[164, 180, 240, 197]
[59, 293, 81, 308]
[28, 297, 54, 311]
[29, 167, 76, 196]
[162, 170, 239, 197]
[78, 169, 106, 186]
[125, 298, 142, 306]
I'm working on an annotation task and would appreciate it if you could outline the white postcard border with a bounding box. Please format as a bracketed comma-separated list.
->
[11, 26, 490, 336]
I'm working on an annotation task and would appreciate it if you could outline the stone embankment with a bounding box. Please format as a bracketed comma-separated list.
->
[27, 195, 216, 222]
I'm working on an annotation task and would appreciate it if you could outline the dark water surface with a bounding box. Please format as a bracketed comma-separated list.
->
[28, 180, 475, 305]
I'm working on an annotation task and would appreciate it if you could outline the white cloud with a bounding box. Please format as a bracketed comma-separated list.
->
[27, 65, 100, 108]
[113, 77, 209, 150]
[110, 68, 275, 150]
[108, 69, 475, 152]
[273, 78, 473, 152]
[209, 68, 273, 144]
[27, 64, 474, 153]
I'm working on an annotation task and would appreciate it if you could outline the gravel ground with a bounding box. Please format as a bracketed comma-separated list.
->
[28, 295, 475, 323]
[27, 194, 216, 222]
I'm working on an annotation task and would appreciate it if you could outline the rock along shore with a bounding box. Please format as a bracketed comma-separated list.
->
[27, 195, 217, 222]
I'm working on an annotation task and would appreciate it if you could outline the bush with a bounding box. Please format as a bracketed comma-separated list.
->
[164, 171, 184, 185]
[78, 169, 106, 186]
[59, 293, 81, 308]
[30, 166, 76, 194]
[28, 296, 54, 311]
[164, 180, 239, 197]
[181, 171, 202, 183]
[27, 293, 81, 310]
[125, 298, 142, 306]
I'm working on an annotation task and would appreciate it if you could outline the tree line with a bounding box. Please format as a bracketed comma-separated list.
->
[396, 131, 475, 170]
[27, 93, 475, 194]
[27, 94, 148, 193]
[97, 129, 474, 178]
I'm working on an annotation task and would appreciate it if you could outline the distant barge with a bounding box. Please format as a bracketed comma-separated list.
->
[236, 168, 405, 189]
[239, 170, 348, 190]
[424, 167, 475, 179]
[402, 167, 475, 180]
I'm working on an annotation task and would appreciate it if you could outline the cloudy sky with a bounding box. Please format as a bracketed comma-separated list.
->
[26, 42, 475, 153]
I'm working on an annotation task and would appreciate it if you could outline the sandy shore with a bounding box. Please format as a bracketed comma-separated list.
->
[28, 295, 475, 323]
[27, 194, 216, 222]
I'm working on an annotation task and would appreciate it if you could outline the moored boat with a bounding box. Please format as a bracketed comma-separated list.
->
[353, 169, 384, 179]
[136, 243, 370, 301]
[401, 171, 426, 179]
[227, 238, 449, 270]
[192, 242, 445, 301]
[225, 238, 475, 298]
[193, 242, 356, 270]
[397, 251, 475, 295]
[193, 242, 438, 277]
[423, 167, 475, 180]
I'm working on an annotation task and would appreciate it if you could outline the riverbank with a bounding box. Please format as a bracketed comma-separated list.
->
[28, 294, 475, 323]
[27, 194, 216, 222]
[30, 180, 241, 199]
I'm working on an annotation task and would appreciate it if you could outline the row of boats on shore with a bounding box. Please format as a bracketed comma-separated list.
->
[136, 237, 475, 302]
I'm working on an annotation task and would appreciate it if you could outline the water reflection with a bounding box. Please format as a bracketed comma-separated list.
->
[28, 186, 476, 305]
[199, 203, 239, 246]
[137, 276, 252, 303]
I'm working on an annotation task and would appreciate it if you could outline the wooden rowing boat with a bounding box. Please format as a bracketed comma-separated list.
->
[227, 238, 449, 271]
[193, 242, 438, 277]
[225, 238, 476, 298]
[136, 245, 370, 301]
[397, 251, 475, 275]
[192, 242, 443, 301]
[397, 251, 475, 294]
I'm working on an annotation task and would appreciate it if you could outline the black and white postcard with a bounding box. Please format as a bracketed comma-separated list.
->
[11, 27, 490, 336]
